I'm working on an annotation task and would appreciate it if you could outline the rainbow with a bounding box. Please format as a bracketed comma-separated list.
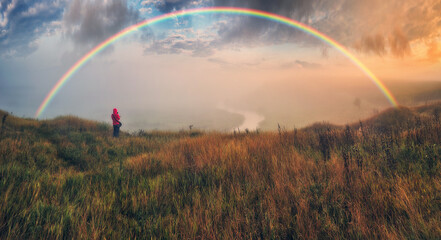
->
[35, 7, 398, 117]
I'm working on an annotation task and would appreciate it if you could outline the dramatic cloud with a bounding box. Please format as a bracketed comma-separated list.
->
[149, 0, 317, 20]
[2, 0, 440, 59]
[0, 0, 65, 57]
[150, 0, 323, 47]
[63, 0, 139, 49]
[142, 0, 327, 56]
[324, 0, 439, 58]
[145, 0, 441, 59]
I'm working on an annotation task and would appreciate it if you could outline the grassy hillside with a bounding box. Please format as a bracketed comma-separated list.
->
[0, 105, 440, 239]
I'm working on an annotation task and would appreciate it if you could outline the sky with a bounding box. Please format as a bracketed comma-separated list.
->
[1, 0, 441, 131]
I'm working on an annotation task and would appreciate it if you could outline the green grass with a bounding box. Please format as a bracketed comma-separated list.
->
[0, 105, 440, 239]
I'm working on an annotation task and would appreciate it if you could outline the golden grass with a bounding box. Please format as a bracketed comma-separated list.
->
[0, 105, 440, 239]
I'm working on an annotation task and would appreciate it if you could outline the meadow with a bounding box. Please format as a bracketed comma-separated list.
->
[0, 104, 440, 239]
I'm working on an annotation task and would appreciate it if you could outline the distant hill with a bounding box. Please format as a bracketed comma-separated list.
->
[386, 81, 441, 105]
[298, 102, 441, 133]
[356, 102, 441, 132]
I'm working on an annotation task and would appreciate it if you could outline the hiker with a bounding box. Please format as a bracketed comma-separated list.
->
[111, 108, 122, 137]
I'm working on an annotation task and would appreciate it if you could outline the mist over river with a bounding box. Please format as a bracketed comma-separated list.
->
[217, 103, 265, 131]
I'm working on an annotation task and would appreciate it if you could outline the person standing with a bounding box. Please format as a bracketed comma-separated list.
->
[111, 108, 122, 137]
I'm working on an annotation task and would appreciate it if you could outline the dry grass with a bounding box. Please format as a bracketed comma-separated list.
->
[0, 104, 441, 239]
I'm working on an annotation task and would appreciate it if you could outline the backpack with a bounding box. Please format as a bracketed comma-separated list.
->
[112, 114, 122, 127]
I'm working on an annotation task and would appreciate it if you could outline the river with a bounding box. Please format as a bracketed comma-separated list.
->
[217, 103, 265, 131]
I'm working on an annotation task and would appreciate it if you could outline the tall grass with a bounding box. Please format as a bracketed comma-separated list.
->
[0, 105, 440, 239]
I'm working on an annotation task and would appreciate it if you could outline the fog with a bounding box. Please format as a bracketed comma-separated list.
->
[1, 41, 430, 132]
[217, 103, 265, 131]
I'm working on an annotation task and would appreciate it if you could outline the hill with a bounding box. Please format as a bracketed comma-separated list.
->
[0, 105, 440, 239]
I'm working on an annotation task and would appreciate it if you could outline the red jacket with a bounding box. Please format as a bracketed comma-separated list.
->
[111, 108, 120, 125]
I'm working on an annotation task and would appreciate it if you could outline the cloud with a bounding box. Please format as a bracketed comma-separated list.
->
[150, 0, 323, 47]
[139, 7, 153, 14]
[294, 60, 321, 69]
[141, 0, 327, 58]
[388, 28, 411, 57]
[280, 60, 321, 69]
[207, 57, 231, 67]
[144, 32, 215, 57]
[323, 0, 439, 58]
[141, 0, 160, 6]
[135, 0, 441, 63]
[1, 0, 143, 57]
[426, 41, 441, 62]
[144, 0, 206, 12]
[213, 16, 311, 48]
[150, 0, 317, 20]
[207, 56, 266, 69]
[63, 0, 140, 49]
[0, 0, 65, 57]
[213, 0, 316, 21]
[2, 0, 438, 59]
[353, 29, 411, 57]
[354, 34, 387, 56]
[154, 0, 194, 13]
[156, 0, 441, 60]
